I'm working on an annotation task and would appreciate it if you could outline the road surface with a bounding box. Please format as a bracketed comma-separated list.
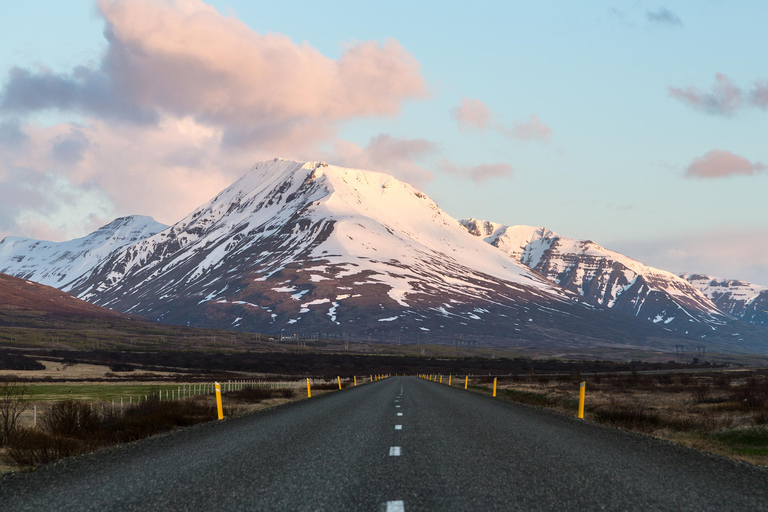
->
[2, 376, 767, 511]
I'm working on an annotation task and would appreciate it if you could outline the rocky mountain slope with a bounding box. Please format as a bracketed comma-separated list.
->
[0, 159, 764, 351]
[680, 273, 768, 326]
[0, 216, 167, 289]
[460, 219, 732, 337]
[63, 159, 631, 345]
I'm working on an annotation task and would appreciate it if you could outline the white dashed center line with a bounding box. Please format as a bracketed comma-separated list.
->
[395, 425, 402, 430]
[397, 412, 403, 416]
[396, 405, 401, 408]
[386, 500, 405, 512]
[389, 446, 401, 456]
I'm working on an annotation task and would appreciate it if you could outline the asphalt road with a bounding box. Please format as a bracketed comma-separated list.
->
[2, 376, 768, 511]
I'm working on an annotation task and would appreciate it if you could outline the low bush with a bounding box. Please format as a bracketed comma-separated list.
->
[592, 405, 663, 432]
[6, 428, 88, 466]
[43, 400, 101, 438]
[227, 387, 295, 402]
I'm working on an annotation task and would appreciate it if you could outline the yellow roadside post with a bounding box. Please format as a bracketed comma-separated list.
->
[307, 378, 312, 398]
[354, 376, 357, 386]
[440, 375, 443, 384]
[493, 377, 497, 397]
[578, 381, 586, 419]
[215, 382, 224, 420]
[337, 376, 342, 389]
[449, 374, 452, 386]
[370, 375, 373, 383]
[465, 376, 468, 389]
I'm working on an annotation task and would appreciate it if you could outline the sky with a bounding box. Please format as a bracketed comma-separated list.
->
[0, 0, 766, 285]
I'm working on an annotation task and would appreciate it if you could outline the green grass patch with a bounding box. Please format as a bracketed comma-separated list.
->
[24, 383, 212, 401]
[711, 428, 768, 456]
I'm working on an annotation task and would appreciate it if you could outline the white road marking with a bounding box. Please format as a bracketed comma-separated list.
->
[397, 412, 403, 416]
[389, 446, 401, 456]
[386, 500, 405, 512]
[396, 405, 401, 408]
[395, 425, 402, 430]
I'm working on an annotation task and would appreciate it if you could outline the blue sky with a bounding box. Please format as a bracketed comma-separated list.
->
[0, 0, 766, 285]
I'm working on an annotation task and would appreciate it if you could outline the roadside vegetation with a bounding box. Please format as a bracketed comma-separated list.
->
[466, 370, 768, 466]
[0, 378, 344, 472]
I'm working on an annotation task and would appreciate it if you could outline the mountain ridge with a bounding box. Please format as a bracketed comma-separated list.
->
[0, 159, 765, 352]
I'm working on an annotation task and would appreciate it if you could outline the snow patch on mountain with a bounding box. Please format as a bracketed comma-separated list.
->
[461, 218, 730, 331]
[0, 215, 168, 289]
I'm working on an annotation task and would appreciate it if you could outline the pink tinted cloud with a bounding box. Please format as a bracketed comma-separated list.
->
[99, 0, 426, 124]
[1, 0, 426, 137]
[0, 0, 431, 240]
[611, 227, 768, 287]
[511, 114, 552, 141]
[686, 150, 765, 179]
[439, 160, 514, 183]
[750, 81, 768, 109]
[669, 73, 743, 116]
[452, 98, 492, 130]
[331, 134, 436, 187]
[451, 98, 552, 142]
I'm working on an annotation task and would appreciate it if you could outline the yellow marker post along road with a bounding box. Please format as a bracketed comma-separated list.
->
[215, 382, 224, 420]
[337, 376, 342, 390]
[448, 374, 451, 386]
[354, 376, 357, 386]
[307, 378, 312, 398]
[464, 376, 468, 389]
[493, 377, 497, 397]
[578, 381, 586, 419]
[440, 375, 443, 384]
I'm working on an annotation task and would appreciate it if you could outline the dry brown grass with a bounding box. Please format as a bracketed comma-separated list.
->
[0, 359, 176, 380]
[461, 370, 768, 466]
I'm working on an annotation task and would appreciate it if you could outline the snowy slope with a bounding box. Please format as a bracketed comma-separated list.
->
[461, 218, 731, 334]
[680, 273, 768, 326]
[66, 160, 602, 341]
[0, 216, 168, 289]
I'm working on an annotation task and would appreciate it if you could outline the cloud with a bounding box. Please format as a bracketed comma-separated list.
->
[610, 227, 768, 287]
[0, 0, 426, 135]
[685, 150, 765, 179]
[439, 160, 514, 183]
[51, 129, 90, 165]
[0, 120, 29, 149]
[669, 73, 743, 116]
[0, 167, 113, 241]
[452, 98, 492, 131]
[451, 97, 552, 142]
[0, 0, 430, 240]
[509, 114, 552, 141]
[331, 133, 437, 187]
[750, 81, 768, 109]
[646, 7, 683, 27]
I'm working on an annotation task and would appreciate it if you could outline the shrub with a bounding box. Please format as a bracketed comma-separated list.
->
[729, 377, 768, 408]
[6, 428, 87, 466]
[43, 400, 101, 438]
[104, 399, 216, 442]
[592, 406, 662, 431]
[0, 382, 30, 445]
[691, 383, 711, 404]
[227, 387, 295, 402]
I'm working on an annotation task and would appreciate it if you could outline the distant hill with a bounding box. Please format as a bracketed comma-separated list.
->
[0, 272, 134, 320]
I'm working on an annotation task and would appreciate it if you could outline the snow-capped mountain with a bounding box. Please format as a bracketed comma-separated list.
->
[680, 273, 768, 326]
[64, 159, 624, 343]
[460, 219, 731, 335]
[0, 216, 168, 289]
[1, 159, 764, 350]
